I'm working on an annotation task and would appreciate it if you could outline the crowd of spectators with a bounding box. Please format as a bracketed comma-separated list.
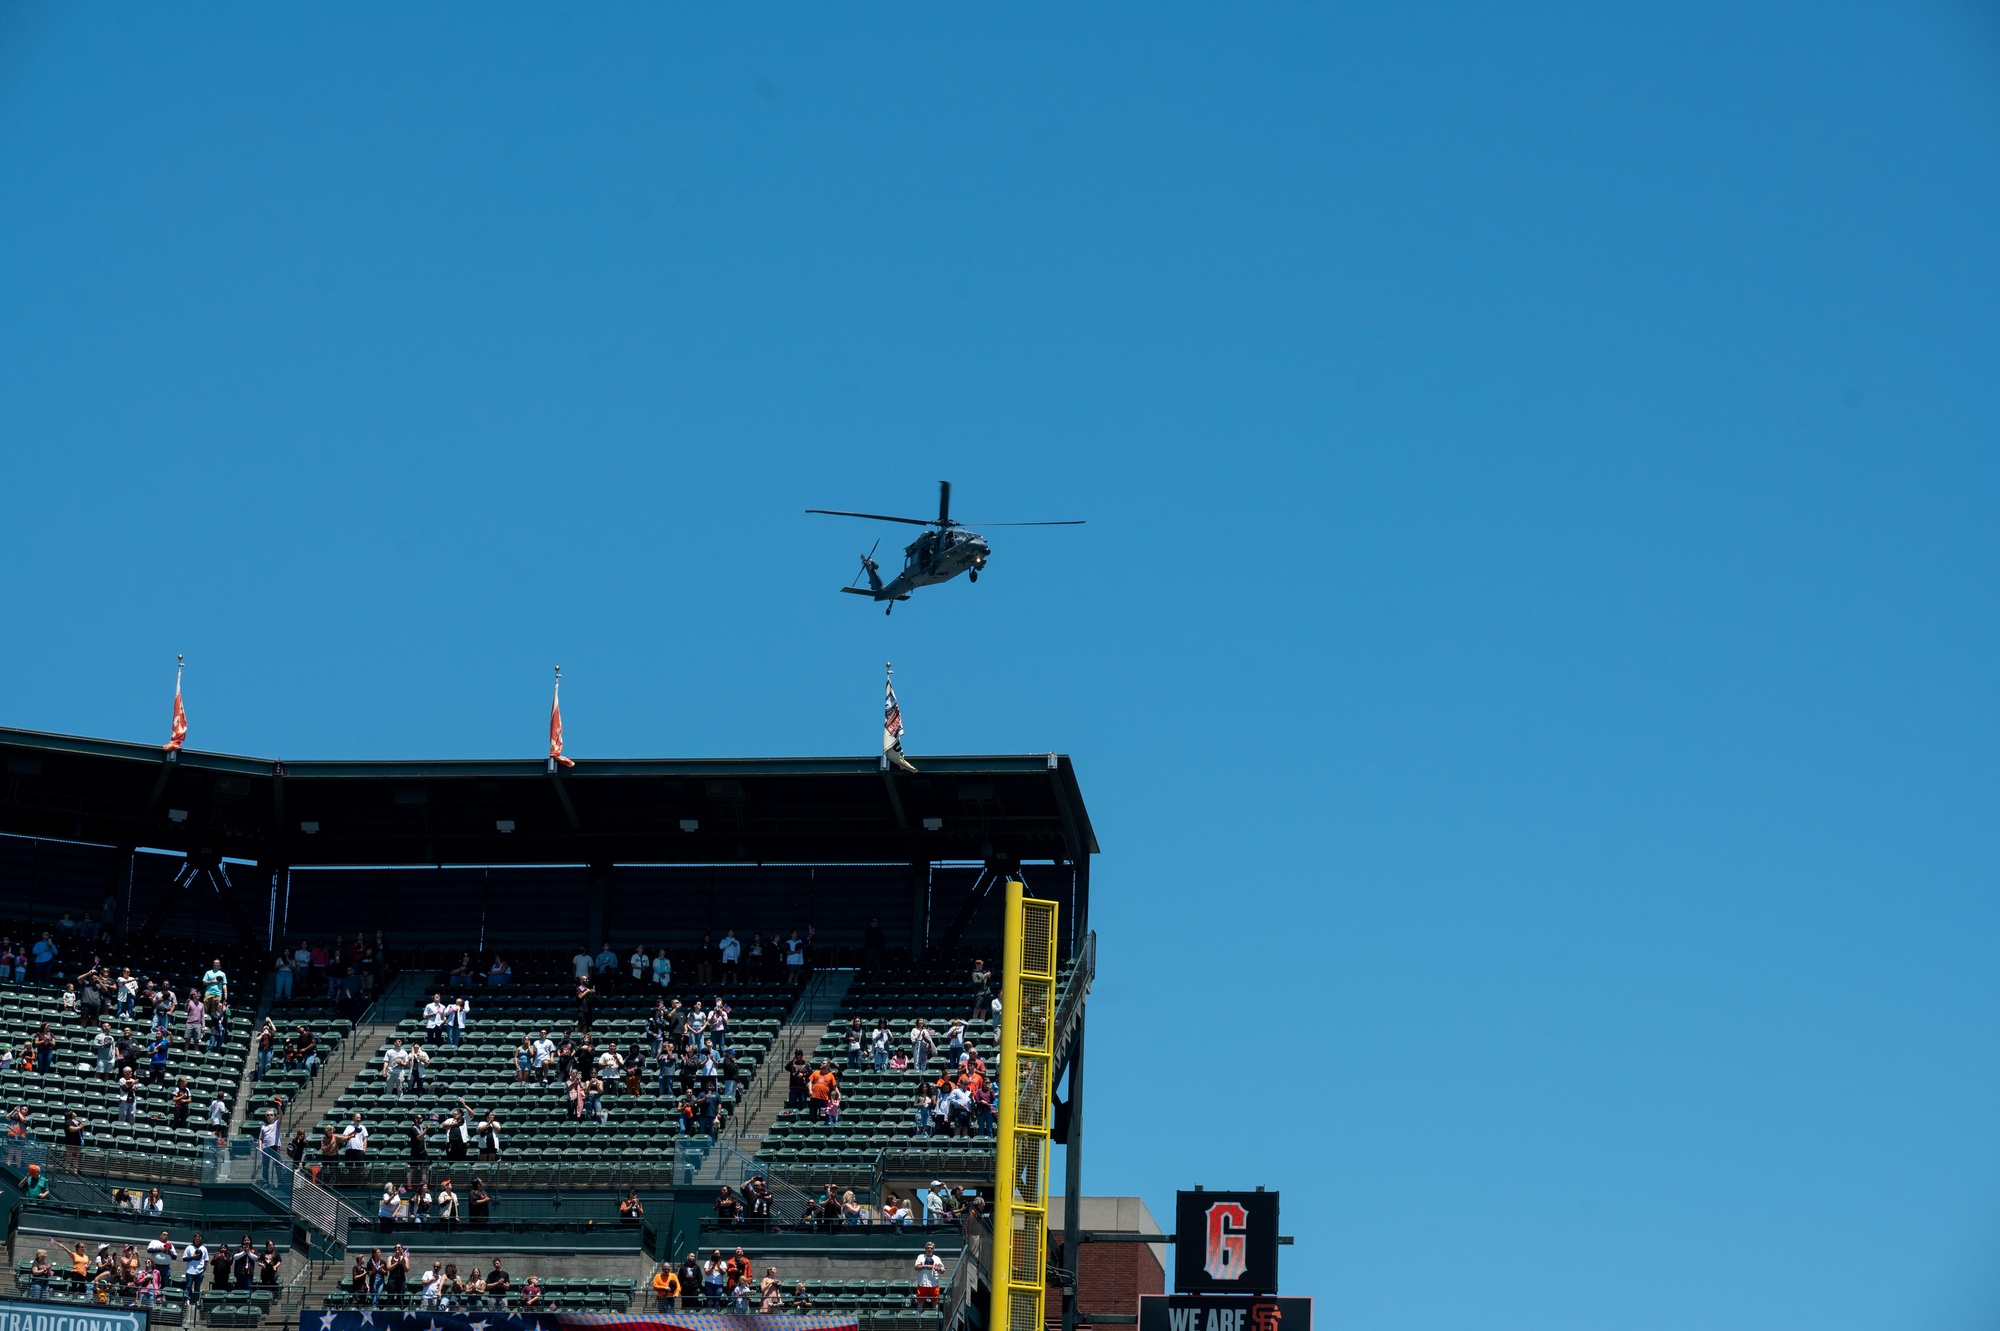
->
[16, 1230, 280, 1310]
[708, 1171, 985, 1234]
[275, 933, 390, 1020]
[0, 951, 238, 1072]
[642, 1238, 950, 1314]
[649, 1247, 799, 1314]
[339, 1251, 551, 1310]
[435, 928, 822, 993]
[777, 1013, 998, 1141]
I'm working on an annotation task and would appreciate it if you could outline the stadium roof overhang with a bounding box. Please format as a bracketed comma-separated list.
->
[0, 726, 1098, 868]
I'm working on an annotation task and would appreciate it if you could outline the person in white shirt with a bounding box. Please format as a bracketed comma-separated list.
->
[424, 997, 448, 1043]
[207, 1095, 228, 1126]
[651, 952, 672, 987]
[783, 928, 812, 987]
[342, 1114, 369, 1159]
[445, 999, 467, 1048]
[718, 931, 742, 983]
[913, 1243, 945, 1307]
[147, 1231, 176, 1278]
[257, 1111, 281, 1152]
[532, 1031, 556, 1082]
[572, 950, 594, 981]
[629, 947, 650, 983]
[383, 1039, 410, 1095]
[181, 1234, 210, 1306]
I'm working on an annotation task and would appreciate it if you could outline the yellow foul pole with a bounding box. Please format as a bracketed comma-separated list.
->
[990, 878, 1058, 1331]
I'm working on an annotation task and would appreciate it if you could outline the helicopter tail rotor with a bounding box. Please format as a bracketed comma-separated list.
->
[844, 540, 885, 595]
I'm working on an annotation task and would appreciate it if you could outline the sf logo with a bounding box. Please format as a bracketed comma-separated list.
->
[1203, 1201, 1250, 1281]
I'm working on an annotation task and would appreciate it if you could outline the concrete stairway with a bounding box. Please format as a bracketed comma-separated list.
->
[730, 968, 855, 1148]
[281, 970, 436, 1134]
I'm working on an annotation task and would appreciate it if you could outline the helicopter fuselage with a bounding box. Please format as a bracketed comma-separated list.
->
[813, 481, 1076, 612]
[862, 528, 989, 600]
[903, 528, 988, 587]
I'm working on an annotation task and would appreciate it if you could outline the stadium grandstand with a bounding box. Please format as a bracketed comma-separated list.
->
[0, 725, 1105, 1331]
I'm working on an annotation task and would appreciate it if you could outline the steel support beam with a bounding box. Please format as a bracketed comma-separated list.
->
[587, 862, 611, 952]
[910, 859, 930, 960]
[1062, 1013, 1086, 1331]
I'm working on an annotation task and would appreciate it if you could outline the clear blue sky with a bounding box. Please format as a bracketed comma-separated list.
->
[4, 5, 1999, 1326]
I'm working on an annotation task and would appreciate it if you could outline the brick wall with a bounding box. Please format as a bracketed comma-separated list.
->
[1045, 1236, 1165, 1327]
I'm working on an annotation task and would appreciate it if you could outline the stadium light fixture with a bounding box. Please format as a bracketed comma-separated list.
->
[166, 809, 187, 823]
[496, 820, 515, 833]
[923, 817, 943, 831]
[300, 821, 320, 835]
[679, 819, 699, 832]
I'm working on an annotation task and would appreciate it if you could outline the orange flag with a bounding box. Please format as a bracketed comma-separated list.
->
[549, 666, 575, 768]
[164, 655, 187, 752]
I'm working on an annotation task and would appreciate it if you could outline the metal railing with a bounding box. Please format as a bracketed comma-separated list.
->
[263, 1031, 349, 1129]
[674, 1136, 816, 1223]
[204, 1140, 370, 1249]
[271, 1249, 342, 1323]
[284, 1150, 722, 1193]
[1052, 931, 1095, 1073]
[6, 1130, 203, 1188]
[278, 1025, 378, 1137]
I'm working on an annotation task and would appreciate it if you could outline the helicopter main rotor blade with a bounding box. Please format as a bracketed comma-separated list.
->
[805, 509, 935, 526]
[955, 520, 1087, 526]
[938, 480, 952, 527]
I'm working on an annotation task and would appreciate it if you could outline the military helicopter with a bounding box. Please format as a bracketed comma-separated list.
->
[808, 481, 1084, 613]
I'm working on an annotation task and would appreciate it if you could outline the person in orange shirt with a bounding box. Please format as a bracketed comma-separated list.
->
[54, 1239, 90, 1294]
[807, 1063, 836, 1122]
[651, 1262, 681, 1312]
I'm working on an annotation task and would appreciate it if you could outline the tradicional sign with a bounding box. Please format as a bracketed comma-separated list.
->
[0, 1299, 150, 1331]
